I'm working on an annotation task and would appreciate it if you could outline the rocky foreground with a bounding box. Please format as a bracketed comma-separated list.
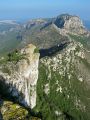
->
[0, 14, 90, 120]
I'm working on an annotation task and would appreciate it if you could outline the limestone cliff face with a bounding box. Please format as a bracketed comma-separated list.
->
[54, 14, 88, 35]
[0, 44, 40, 108]
[64, 16, 85, 34]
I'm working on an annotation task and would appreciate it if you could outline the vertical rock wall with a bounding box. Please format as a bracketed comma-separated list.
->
[0, 44, 40, 108]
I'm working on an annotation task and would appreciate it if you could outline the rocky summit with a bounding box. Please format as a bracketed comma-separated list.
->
[54, 14, 87, 35]
[0, 14, 90, 120]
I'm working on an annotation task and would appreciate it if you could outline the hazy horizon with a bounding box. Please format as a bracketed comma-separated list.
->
[0, 0, 90, 21]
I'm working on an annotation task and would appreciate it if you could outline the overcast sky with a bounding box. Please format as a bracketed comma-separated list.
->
[0, 0, 90, 20]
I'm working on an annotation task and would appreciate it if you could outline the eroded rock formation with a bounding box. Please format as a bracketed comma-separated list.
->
[0, 44, 40, 109]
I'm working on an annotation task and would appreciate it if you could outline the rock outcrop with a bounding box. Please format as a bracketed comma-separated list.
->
[0, 14, 90, 120]
[54, 14, 88, 35]
[0, 44, 40, 109]
[1, 101, 29, 120]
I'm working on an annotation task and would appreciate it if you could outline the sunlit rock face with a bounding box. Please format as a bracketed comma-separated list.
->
[64, 16, 86, 34]
[0, 44, 40, 109]
[54, 14, 87, 35]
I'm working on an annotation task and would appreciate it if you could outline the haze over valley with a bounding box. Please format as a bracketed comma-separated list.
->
[0, 0, 90, 120]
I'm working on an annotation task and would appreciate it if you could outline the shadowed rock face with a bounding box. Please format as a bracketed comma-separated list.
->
[54, 14, 87, 35]
[39, 41, 69, 58]
[0, 44, 40, 109]
[0, 14, 90, 120]
[54, 14, 72, 28]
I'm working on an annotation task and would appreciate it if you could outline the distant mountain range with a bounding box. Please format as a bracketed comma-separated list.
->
[0, 14, 90, 56]
[0, 14, 90, 120]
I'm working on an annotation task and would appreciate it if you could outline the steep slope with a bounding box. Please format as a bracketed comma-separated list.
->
[0, 44, 40, 108]
[19, 14, 90, 50]
[54, 14, 87, 35]
[20, 22, 69, 49]
[0, 14, 90, 120]
[0, 14, 89, 56]
[36, 40, 90, 120]
[33, 14, 90, 120]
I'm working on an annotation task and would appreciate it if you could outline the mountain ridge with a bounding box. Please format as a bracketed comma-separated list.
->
[0, 14, 90, 56]
[0, 14, 90, 120]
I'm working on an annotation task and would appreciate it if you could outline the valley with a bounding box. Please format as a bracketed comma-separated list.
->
[0, 14, 90, 120]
